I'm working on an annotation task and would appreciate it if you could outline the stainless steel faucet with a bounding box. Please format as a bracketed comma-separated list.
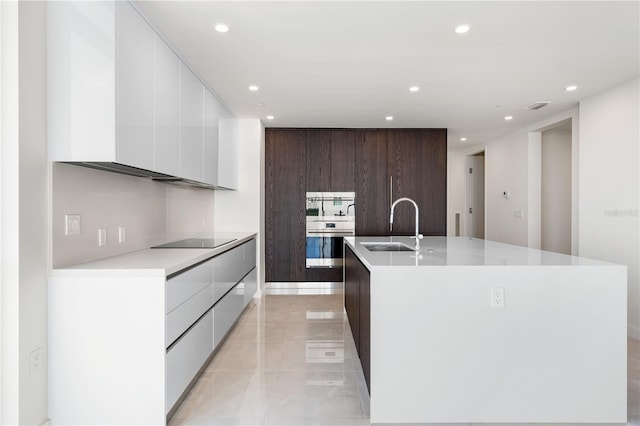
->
[390, 197, 423, 250]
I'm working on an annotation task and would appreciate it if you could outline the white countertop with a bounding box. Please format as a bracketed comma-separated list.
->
[345, 236, 617, 269]
[51, 232, 257, 277]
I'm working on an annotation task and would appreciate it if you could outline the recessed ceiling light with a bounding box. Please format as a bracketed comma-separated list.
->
[455, 25, 470, 34]
[258, 102, 265, 107]
[460, 137, 467, 142]
[248, 85, 259, 92]
[214, 23, 229, 33]
[409, 86, 420, 92]
[266, 115, 274, 120]
[504, 115, 513, 121]
[565, 85, 578, 91]
[385, 116, 394, 121]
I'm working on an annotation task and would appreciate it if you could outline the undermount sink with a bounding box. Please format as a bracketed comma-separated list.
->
[361, 242, 414, 252]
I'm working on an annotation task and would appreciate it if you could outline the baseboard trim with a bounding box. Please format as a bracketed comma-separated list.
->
[266, 282, 343, 289]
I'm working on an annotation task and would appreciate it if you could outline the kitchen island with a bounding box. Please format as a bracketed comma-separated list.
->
[344, 236, 627, 424]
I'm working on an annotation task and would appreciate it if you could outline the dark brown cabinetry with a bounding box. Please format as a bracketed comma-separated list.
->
[344, 245, 371, 392]
[355, 130, 390, 236]
[265, 128, 446, 282]
[387, 129, 447, 236]
[265, 129, 307, 282]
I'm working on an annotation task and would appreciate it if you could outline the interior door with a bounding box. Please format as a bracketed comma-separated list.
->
[468, 154, 485, 239]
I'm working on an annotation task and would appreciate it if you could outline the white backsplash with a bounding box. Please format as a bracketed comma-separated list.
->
[52, 163, 215, 268]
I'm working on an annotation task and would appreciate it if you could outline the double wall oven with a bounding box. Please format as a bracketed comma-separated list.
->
[306, 192, 355, 268]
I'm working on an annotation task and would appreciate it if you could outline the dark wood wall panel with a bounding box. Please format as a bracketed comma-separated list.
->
[344, 247, 360, 353]
[306, 130, 332, 192]
[359, 261, 371, 392]
[355, 130, 390, 236]
[422, 129, 448, 235]
[265, 129, 307, 282]
[330, 130, 358, 192]
[388, 129, 447, 236]
[265, 128, 447, 282]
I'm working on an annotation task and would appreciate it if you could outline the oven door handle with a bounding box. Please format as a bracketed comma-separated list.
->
[306, 231, 355, 236]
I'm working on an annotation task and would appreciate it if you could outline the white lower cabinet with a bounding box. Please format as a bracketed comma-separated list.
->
[213, 283, 245, 347]
[164, 238, 257, 416]
[165, 282, 214, 347]
[166, 309, 214, 412]
[243, 268, 258, 307]
[48, 236, 257, 425]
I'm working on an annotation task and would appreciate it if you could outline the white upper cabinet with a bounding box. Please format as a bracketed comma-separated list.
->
[47, 0, 237, 189]
[116, 1, 155, 171]
[47, 1, 117, 161]
[154, 36, 180, 176]
[203, 90, 220, 186]
[179, 63, 204, 182]
[218, 118, 239, 190]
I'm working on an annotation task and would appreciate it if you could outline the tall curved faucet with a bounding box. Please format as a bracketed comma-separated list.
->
[390, 197, 424, 249]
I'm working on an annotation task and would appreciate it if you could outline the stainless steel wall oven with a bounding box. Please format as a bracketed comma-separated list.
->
[306, 192, 355, 268]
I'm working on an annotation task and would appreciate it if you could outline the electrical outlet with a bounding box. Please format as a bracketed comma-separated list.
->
[98, 228, 107, 246]
[30, 348, 43, 374]
[118, 226, 126, 243]
[514, 209, 523, 218]
[490, 287, 505, 308]
[64, 214, 81, 235]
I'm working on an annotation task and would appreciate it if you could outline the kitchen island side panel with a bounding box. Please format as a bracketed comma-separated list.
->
[369, 265, 627, 423]
[48, 275, 166, 425]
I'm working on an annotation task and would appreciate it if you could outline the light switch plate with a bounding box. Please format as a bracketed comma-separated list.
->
[64, 214, 81, 235]
[118, 226, 126, 244]
[30, 348, 43, 374]
[98, 228, 107, 246]
[490, 287, 505, 308]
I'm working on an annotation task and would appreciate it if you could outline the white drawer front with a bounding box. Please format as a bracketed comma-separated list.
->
[243, 268, 258, 307]
[165, 283, 214, 347]
[213, 244, 244, 301]
[243, 238, 257, 272]
[166, 259, 213, 314]
[213, 285, 244, 347]
[166, 309, 213, 414]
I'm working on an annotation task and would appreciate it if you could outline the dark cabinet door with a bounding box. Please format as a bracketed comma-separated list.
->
[306, 130, 332, 192]
[344, 246, 360, 353]
[265, 129, 307, 281]
[388, 129, 447, 236]
[358, 262, 371, 392]
[329, 130, 358, 192]
[355, 130, 390, 236]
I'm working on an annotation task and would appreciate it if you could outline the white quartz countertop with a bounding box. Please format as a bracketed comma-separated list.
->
[51, 232, 257, 277]
[345, 236, 618, 269]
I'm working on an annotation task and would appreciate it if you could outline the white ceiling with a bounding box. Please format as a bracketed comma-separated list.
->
[135, 1, 639, 149]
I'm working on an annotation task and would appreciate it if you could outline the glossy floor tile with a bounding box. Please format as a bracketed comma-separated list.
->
[170, 286, 640, 426]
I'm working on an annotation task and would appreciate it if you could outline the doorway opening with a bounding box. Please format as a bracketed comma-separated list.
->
[466, 151, 485, 239]
[540, 119, 572, 254]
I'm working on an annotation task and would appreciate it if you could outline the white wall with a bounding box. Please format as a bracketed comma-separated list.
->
[578, 78, 639, 339]
[1, 2, 48, 424]
[448, 108, 578, 250]
[541, 128, 572, 254]
[448, 78, 639, 338]
[52, 163, 215, 268]
[1, 1, 21, 422]
[213, 119, 265, 285]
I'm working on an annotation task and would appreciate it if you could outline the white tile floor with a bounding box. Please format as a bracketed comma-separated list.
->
[170, 286, 640, 426]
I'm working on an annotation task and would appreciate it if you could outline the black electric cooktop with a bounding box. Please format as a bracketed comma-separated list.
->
[151, 238, 237, 249]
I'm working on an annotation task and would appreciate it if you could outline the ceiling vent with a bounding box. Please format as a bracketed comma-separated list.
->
[526, 101, 551, 111]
